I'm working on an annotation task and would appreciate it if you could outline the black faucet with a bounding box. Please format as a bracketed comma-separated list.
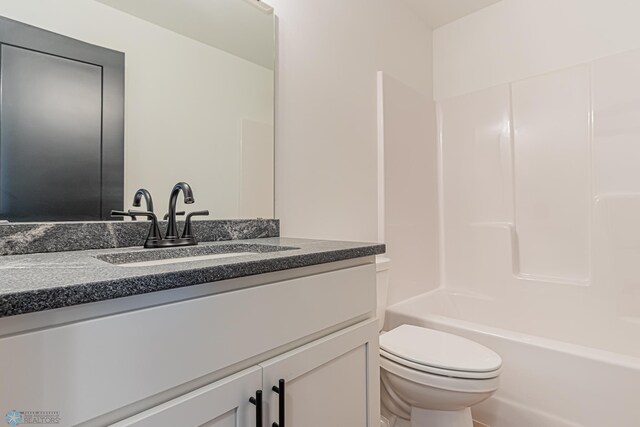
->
[110, 209, 162, 248]
[112, 182, 209, 248]
[163, 211, 185, 220]
[129, 210, 163, 247]
[165, 182, 194, 240]
[132, 189, 154, 219]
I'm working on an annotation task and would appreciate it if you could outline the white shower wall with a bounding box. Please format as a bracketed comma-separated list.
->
[435, 38, 640, 356]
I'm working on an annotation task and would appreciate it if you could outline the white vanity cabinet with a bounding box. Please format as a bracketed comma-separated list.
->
[116, 319, 379, 427]
[0, 259, 379, 427]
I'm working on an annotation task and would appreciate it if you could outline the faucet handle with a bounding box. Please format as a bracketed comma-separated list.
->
[181, 210, 210, 239]
[163, 211, 185, 221]
[111, 210, 137, 221]
[128, 210, 164, 247]
[127, 210, 157, 218]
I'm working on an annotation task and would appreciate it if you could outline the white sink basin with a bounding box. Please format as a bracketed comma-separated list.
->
[118, 252, 258, 267]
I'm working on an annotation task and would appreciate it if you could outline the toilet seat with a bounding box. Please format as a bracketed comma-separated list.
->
[380, 356, 500, 394]
[380, 325, 502, 380]
[380, 349, 500, 379]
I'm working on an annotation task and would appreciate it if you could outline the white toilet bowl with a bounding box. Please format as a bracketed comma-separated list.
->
[375, 258, 501, 427]
[379, 325, 501, 427]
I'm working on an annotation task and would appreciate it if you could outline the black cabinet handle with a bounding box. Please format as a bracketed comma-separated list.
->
[272, 379, 285, 427]
[249, 390, 263, 427]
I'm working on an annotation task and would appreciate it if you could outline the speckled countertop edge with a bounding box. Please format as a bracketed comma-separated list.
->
[0, 237, 385, 318]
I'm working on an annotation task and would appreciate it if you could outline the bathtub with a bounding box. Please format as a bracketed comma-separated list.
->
[384, 289, 640, 427]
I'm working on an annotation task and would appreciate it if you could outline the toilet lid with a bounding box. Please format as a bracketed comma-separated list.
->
[379, 325, 502, 373]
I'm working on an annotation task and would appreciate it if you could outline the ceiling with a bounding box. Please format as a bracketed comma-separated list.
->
[95, 0, 274, 69]
[402, 0, 503, 28]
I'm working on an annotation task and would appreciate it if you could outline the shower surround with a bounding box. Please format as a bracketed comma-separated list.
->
[437, 48, 640, 354]
[387, 46, 640, 426]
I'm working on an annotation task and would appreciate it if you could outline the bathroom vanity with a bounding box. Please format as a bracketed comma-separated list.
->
[0, 3, 383, 426]
[0, 223, 384, 427]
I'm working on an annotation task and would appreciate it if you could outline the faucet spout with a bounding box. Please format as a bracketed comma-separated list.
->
[165, 182, 194, 239]
[132, 189, 154, 219]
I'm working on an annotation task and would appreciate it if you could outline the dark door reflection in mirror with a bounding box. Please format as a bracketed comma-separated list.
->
[1, 46, 102, 221]
[0, 16, 125, 222]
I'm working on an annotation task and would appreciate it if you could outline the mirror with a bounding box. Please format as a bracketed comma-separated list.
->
[0, 0, 275, 222]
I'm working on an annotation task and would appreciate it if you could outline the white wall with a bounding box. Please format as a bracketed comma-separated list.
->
[239, 119, 275, 218]
[0, 0, 273, 218]
[269, 0, 433, 243]
[434, 0, 640, 101]
[380, 73, 439, 304]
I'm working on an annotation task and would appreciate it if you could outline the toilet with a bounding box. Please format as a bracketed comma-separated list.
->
[376, 257, 502, 427]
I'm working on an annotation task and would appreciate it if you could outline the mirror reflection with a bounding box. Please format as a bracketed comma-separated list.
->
[0, 0, 275, 222]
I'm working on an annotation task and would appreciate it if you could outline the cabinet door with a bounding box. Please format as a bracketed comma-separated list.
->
[260, 319, 380, 427]
[112, 367, 262, 427]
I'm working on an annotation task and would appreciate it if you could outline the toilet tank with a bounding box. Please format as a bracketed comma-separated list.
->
[376, 256, 391, 331]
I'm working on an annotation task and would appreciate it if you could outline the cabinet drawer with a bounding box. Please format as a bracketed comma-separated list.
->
[0, 263, 375, 425]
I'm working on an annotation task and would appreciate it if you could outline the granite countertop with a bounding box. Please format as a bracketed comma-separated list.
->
[0, 237, 385, 318]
